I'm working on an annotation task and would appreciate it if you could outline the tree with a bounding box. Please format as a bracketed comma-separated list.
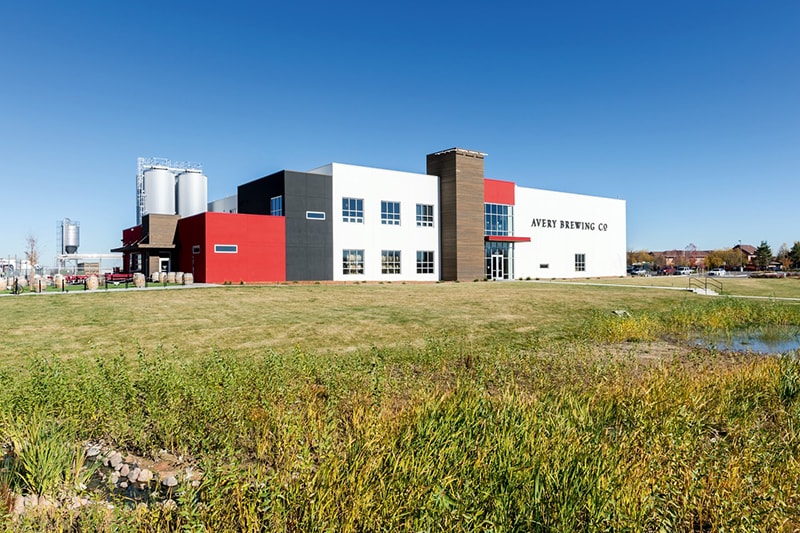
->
[788, 241, 800, 269]
[777, 243, 791, 271]
[627, 250, 653, 265]
[24, 233, 40, 277]
[754, 240, 772, 271]
[789, 241, 800, 270]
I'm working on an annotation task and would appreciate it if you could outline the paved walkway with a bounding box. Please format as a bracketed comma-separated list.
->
[0, 283, 219, 297]
[529, 279, 800, 302]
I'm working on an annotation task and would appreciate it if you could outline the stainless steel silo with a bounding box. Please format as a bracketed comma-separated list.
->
[143, 167, 176, 216]
[176, 170, 208, 218]
[63, 219, 80, 254]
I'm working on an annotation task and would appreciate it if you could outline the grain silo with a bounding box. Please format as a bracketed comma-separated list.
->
[176, 170, 208, 218]
[143, 167, 176, 217]
[58, 218, 80, 254]
[136, 158, 204, 224]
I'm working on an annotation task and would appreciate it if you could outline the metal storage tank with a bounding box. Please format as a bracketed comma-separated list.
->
[176, 170, 208, 218]
[63, 219, 80, 254]
[143, 167, 176, 216]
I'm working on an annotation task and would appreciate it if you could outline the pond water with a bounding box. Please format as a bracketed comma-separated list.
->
[695, 326, 800, 355]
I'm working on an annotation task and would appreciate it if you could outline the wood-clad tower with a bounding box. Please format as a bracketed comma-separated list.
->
[426, 148, 486, 281]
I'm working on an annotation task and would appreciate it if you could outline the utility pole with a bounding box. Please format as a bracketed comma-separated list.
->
[739, 240, 743, 272]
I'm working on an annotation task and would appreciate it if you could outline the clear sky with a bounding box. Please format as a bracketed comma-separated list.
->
[1, 1, 798, 264]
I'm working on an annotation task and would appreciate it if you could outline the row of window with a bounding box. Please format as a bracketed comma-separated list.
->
[343, 198, 434, 227]
[342, 250, 435, 275]
[485, 203, 513, 236]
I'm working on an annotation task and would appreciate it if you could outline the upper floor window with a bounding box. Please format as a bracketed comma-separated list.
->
[416, 204, 434, 227]
[381, 201, 400, 225]
[485, 203, 513, 236]
[342, 198, 364, 223]
[270, 195, 283, 216]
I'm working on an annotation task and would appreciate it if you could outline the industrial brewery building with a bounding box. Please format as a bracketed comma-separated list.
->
[112, 148, 626, 283]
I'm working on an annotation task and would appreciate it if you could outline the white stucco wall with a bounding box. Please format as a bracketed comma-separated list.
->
[513, 187, 626, 278]
[324, 163, 440, 281]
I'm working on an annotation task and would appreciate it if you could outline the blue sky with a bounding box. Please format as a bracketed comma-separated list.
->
[1, 1, 798, 263]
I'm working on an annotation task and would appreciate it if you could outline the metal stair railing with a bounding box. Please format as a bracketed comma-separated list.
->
[689, 275, 723, 295]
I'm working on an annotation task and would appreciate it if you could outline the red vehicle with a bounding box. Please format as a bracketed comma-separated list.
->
[104, 272, 134, 284]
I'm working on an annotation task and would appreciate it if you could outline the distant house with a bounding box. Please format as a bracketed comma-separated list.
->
[652, 249, 710, 268]
[732, 244, 757, 266]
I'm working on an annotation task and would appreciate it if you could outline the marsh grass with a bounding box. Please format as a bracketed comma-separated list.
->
[2, 284, 800, 529]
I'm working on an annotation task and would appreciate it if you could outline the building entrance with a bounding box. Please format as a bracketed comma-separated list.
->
[490, 254, 505, 280]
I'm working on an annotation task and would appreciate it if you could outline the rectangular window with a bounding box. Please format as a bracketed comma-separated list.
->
[342, 198, 364, 223]
[270, 195, 283, 216]
[306, 211, 326, 220]
[215, 244, 238, 254]
[416, 251, 434, 274]
[381, 201, 400, 225]
[575, 253, 586, 272]
[381, 250, 401, 274]
[192, 245, 201, 255]
[416, 204, 434, 227]
[343, 249, 364, 275]
[539, 263, 549, 269]
[484, 203, 513, 236]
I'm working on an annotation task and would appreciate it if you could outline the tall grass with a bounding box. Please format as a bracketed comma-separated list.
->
[584, 297, 800, 343]
[3, 293, 800, 529]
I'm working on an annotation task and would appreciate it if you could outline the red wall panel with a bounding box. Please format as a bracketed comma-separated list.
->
[484, 178, 515, 205]
[177, 212, 285, 283]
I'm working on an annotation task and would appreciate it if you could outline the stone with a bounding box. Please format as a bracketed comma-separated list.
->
[162, 499, 177, 511]
[108, 452, 123, 469]
[162, 475, 178, 487]
[119, 464, 130, 477]
[28, 494, 38, 508]
[120, 481, 128, 489]
[128, 467, 140, 483]
[13, 494, 25, 515]
[110, 472, 120, 485]
[137, 469, 153, 483]
[86, 445, 101, 458]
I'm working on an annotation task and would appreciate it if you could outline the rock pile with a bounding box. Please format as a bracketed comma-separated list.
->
[10, 442, 202, 517]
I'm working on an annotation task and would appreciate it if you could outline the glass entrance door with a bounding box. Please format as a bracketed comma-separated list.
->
[491, 254, 505, 280]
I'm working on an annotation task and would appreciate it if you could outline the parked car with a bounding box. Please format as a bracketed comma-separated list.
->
[676, 267, 693, 275]
[631, 268, 650, 276]
[708, 268, 726, 276]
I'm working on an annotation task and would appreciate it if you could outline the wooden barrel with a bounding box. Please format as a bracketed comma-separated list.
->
[86, 275, 99, 290]
[32, 276, 46, 293]
[133, 273, 146, 288]
[175, 272, 184, 284]
[16, 277, 28, 288]
[167, 272, 176, 284]
[0, 277, 6, 291]
[183, 273, 194, 285]
[150, 272, 160, 283]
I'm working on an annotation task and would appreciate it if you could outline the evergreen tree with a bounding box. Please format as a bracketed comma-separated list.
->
[754, 241, 772, 271]
[789, 241, 800, 269]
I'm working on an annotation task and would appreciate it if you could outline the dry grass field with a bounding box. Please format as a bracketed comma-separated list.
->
[0, 281, 685, 362]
